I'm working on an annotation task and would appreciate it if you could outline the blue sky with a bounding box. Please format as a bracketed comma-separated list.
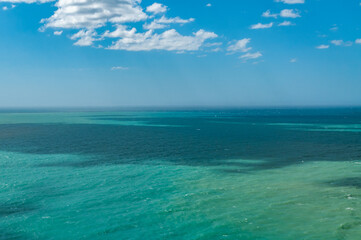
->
[0, 0, 360, 107]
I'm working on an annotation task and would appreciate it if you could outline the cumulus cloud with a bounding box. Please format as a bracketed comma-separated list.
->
[280, 9, 301, 18]
[250, 22, 273, 29]
[42, 0, 147, 29]
[316, 44, 329, 49]
[70, 29, 101, 46]
[107, 28, 217, 51]
[146, 2, 167, 14]
[3, 0, 217, 52]
[275, 0, 305, 4]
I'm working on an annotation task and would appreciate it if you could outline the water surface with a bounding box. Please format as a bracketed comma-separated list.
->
[1, 109, 361, 239]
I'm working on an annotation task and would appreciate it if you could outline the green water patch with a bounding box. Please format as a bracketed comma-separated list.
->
[268, 123, 361, 133]
[2, 151, 361, 239]
[0, 112, 179, 128]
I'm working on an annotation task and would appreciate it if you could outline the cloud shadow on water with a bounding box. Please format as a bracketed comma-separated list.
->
[0, 110, 361, 172]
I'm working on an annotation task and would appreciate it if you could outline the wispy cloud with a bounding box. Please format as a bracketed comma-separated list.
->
[250, 22, 274, 29]
[227, 39, 262, 62]
[278, 21, 294, 26]
[316, 44, 329, 49]
[356, 39, 361, 44]
[143, 16, 195, 30]
[262, 9, 301, 19]
[111, 66, 129, 71]
[330, 25, 338, 31]
[275, 0, 305, 4]
[2, 4, 15, 10]
[262, 10, 278, 18]
[227, 38, 252, 52]
[331, 40, 353, 47]
[0, 0, 52, 3]
[331, 40, 343, 46]
[240, 52, 262, 60]
[54, 30, 63, 35]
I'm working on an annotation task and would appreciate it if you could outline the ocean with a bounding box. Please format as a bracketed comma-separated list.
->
[1, 108, 361, 239]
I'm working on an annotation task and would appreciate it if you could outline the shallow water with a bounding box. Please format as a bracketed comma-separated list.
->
[1, 109, 361, 239]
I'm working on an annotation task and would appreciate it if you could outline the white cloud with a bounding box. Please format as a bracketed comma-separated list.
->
[143, 21, 167, 30]
[331, 40, 343, 46]
[111, 66, 128, 70]
[262, 10, 278, 18]
[143, 16, 194, 30]
[250, 22, 273, 29]
[205, 42, 222, 47]
[280, 9, 300, 18]
[157, 16, 194, 24]
[331, 40, 352, 47]
[227, 38, 251, 52]
[275, 0, 305, 4]
[206, 3, 211, 7]
[146, 16, 195, 30]
[210, 47, 221, 52]
[108, 28, 217, 51]
[2, 4, 16, 10]
[316, 44, 329, 49]
[356, 39, 361, 44]
[3, 0, 218, 53]
[227, 39, 262, 61]
[278, 21, 294, 26]
[240, 52, 262, 60]
[54, 30, 63, 35]
[146, 2, 167, 15]
[42, 0, 148, 29]
[290, 58, 297, 63]
[71, 29, 100, 46]
[262, 9, 301, 19]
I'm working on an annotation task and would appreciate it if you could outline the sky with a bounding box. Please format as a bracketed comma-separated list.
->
[0, 0, 360, 107]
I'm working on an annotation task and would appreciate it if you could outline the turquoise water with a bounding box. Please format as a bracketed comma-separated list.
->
[1, 109, 361, 239]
